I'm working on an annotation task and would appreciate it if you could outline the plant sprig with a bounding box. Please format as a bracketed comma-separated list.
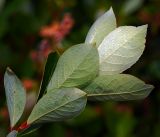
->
[4, 7, 154, 137]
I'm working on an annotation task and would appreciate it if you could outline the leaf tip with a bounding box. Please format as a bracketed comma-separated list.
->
[139, 24, 148, 29]
[148, 84, 154, 91]
[104, 6, 116, 19]
[109, 6, 114, 13]
[142, 84, 154, 99]
[6, 67, 14, 75]
[137, 24, 148, 35]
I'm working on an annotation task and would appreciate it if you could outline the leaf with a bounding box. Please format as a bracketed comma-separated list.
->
[37, 52, 59, 100]
[121, 0, 144, 16]
[18, 124, 41, 136]
[27, 88, 87, 124]
[0, 0, 5, 12]
[85, 74, 154, 101]
[98, 25, 148, 75]
[4, 68, 26, 127]
[85, 7, 116, 47]
[47, 43, 99, 91]
[7, 130, 18, 137]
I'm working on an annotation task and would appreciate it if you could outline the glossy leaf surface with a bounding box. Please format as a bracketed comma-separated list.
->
[98, 25, 147, 75]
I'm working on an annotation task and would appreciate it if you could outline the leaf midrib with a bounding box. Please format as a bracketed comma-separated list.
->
[48, 46, 94, 92]
[8, 76, 16, 127]
[28, 94, 86, 124]
[87, 86, 152, 97]
[100, 29, 144, 64]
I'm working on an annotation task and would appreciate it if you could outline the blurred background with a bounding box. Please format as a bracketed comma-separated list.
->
[0, 0, 160, 137]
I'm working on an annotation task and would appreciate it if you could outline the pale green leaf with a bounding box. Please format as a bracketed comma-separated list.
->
[7, 130, 18, 137]
[27, 88, 87, 124]
[85, 7, 117, 47]
[4, 68, 26, 127]
[47, 43, 99, 91]
[85, 74, 154, 101]
[98, 25, 148, 75]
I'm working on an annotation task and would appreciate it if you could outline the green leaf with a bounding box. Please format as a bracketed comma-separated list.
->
[122, 0, 144, 16]
[7, 130, 18, 137]
[85, 74, 154, 101]
[4, 68, 26, 127]
[27, 88, 87, 124]
[85, 7, 116, 47]
[98, 25, 147, 75]
[47, 43, 99, 91]
[0, 0, 5, 12]
[18, 124, 41, 136]
[37, 52, 59, 100]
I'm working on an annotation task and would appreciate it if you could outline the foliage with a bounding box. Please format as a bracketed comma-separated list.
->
[4, 68, 26, 128]
[2, 7, 154, 137]
[0, 0, 160, 137]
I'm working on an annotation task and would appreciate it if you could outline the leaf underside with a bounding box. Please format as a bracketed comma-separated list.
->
[85, 7, 117, 47]
[18, 124, 41, 136]
[47, 43, 99, 91]
[27, 88, 87, 124]
[85, 74, 154, 101]
[4, 68, 26, 127]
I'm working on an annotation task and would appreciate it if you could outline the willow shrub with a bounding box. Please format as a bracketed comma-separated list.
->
[4, 7, 154, 137]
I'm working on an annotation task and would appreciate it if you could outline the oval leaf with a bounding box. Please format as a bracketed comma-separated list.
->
[37, 52, 59, 100]
[4, 68, 26, 127]
[27, 88, 87, 124]
[85, 7, 116, 47]
[47, 43, 99, 91]
[7, 130, 18, 137]
[85, 74, 154, 101]
[98, 25, 147, 75]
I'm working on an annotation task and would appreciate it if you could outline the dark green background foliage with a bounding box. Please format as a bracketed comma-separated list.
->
[0, 0, 160, 137]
